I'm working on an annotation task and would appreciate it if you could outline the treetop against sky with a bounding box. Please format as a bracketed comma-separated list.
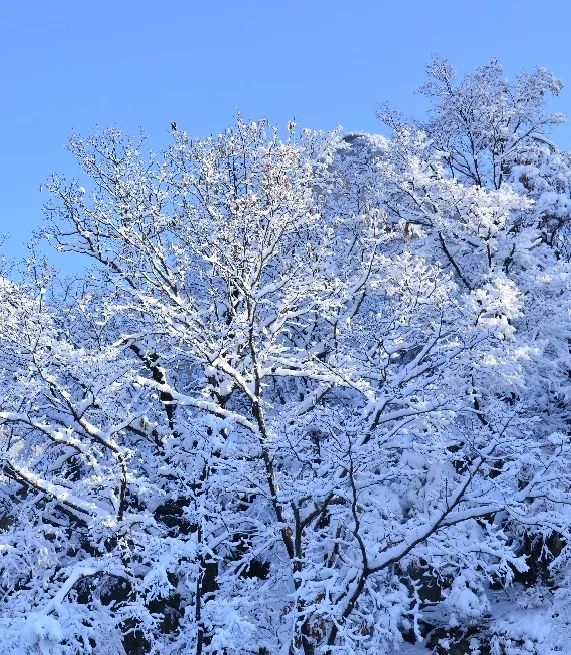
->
[2, 1, 571, 267]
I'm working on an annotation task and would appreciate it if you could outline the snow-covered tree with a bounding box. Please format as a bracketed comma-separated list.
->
[1, 63, 571, 655]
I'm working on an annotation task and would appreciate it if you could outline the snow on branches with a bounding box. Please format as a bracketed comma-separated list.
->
[1, 64, 571, 655]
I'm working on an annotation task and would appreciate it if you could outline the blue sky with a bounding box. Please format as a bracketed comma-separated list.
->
[2, 1, 571, 268]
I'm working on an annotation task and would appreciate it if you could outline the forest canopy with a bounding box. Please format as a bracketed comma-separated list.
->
[1, 59, 571, 655]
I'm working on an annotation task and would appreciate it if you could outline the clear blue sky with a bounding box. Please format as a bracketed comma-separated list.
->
[2, 1, 571, 268]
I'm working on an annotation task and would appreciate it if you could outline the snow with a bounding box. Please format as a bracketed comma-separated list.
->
[22, 614, 63, 655]
[1, 61, 571, 654]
